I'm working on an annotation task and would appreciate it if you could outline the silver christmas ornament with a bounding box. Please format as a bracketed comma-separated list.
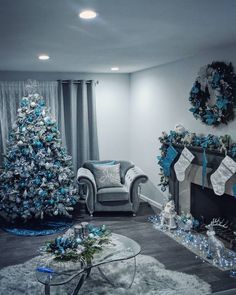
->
[30, 102, 36, 108]
[17, 140, 24, 146]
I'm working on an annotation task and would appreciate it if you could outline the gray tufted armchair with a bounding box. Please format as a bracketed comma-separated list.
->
[77, 160, 148, 216]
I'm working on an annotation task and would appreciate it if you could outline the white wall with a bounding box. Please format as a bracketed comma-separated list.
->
[0, 71, 131, 161]
[129, 45, 236, 205]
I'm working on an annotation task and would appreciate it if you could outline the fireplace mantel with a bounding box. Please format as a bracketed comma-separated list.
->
[167, 143, 235, 214]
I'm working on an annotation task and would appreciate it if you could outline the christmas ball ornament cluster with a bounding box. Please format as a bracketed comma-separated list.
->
[0, 92, 78, 222]
[189, 61, 236, 126]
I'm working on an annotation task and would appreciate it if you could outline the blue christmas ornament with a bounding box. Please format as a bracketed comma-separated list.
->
[22, 148, 30, 155]
[20, 98, 29, 107]
[34, 140, 43, 149]
[191, 85, 199, 94]
[34, 107, 42, 116]
[35, 201, 42, 208]
[34, 177, 41, 185]
[39, 189, 47, 198]
[51, 127, 58, 133]
[19, 181, 26, 188]
[46, 134, 53, 142]
[211, 72, 221, 88]
[38, 99, 45, 107]
[27, 115, 34, 123]
[60, 188, 67, 195]
[44, 117, 52, 125]
[47, 172, 52, 179]
[70, 198, 77, 205]
[216, 97, 229, 110]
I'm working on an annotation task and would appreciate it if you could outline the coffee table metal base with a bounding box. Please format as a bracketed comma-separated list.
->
[44, 257, 136, 295]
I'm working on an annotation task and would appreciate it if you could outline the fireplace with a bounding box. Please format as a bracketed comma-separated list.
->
[168, 144, 236, 248]
[168, 144, 236, 214]
[191, 183, 236, 225]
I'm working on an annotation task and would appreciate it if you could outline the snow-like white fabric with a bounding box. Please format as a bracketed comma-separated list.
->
[0, 254, 211, 295]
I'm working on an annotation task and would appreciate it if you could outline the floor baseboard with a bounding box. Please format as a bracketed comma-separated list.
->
[139, 194, 163, 210]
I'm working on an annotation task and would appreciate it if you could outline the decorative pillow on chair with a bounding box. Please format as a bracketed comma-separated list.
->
[93, 163, 122, 189]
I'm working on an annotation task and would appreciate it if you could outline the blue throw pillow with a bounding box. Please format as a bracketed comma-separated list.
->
[92, 161, 116, 166]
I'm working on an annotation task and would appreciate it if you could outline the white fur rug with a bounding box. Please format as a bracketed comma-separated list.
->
[0, 254, 211, 295]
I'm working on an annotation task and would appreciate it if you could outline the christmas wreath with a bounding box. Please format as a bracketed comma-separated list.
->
[189, 61, 236, 126]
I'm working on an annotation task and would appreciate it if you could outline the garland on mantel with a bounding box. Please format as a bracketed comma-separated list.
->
[157, 130, 236, 191]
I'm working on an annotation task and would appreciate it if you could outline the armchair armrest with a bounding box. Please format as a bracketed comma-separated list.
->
[125, 166, 148, 213]
[77, 168, 97, 215]
[77, 168, 97, 190]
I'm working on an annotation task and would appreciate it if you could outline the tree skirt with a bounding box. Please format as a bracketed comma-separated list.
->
[0, 254, 211, 295]
[1, 220, 73, 236]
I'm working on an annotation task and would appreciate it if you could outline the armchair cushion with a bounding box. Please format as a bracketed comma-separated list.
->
[97, 187, 129, 202]
[93, 163, 122, 189]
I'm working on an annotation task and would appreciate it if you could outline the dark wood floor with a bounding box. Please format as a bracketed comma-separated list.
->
[0, 203, 236, 293]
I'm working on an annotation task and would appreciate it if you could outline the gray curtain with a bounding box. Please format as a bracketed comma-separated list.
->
[58, 80, 99, 172]
[0, 80, 99, 172]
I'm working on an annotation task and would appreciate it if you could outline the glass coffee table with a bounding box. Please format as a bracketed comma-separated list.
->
[36, 233, 141, 295]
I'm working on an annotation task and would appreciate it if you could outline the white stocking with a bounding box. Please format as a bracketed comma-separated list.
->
[210, 155, 236, 196]
[174, 147, 195, 181]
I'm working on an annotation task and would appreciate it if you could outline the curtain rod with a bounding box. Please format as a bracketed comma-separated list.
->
[59, 80, 99, 85]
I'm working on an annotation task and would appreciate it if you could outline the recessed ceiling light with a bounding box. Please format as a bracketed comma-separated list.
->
[38, 55, 50, 60]
[79, 10, 97, 19]
[111, 67, 119, 71]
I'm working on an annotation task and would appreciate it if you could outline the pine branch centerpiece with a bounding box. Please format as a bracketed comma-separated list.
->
[40, 223, 111, 264]
[0, 85, 78, 222]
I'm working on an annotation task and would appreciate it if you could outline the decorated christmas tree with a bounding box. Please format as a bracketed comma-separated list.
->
[0, 81, 78, 222]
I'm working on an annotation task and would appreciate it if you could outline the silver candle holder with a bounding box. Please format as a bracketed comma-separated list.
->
[81, 222, 89, 237]
[74, 225, 83, 240]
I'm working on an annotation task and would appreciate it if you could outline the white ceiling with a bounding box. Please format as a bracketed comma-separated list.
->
[0, 0, 236, 73]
